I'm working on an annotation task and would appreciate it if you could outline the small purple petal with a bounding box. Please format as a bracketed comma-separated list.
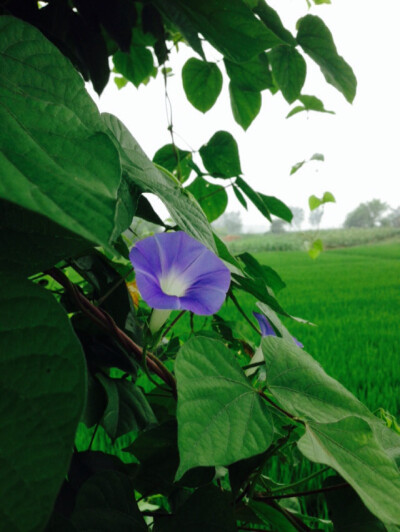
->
[254, 311, 303, 348]
[253, 312, 276, 337]
[129, 231, 231, 315]
[293, 337, 303, 348]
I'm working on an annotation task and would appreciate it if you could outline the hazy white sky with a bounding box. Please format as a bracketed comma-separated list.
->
[91, 0, 400, 231]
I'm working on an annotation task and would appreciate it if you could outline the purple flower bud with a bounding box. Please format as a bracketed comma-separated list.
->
[253, 312, 303, 348]
[129, 231, 231, 315]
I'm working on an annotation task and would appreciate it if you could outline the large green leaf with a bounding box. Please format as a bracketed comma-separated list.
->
[102, 113, 216, 251]
[153, 144, 192, 183]
[269, 45, 306, 103]
[253, 1, 296, 46]
[297, 15, 357, 103]
[229, 83, 261, 130]
[97, 374, 157, 442]
[0, 199, 92, 276]
[261, 336, 377, 423]
[186, 177, 228, 222]
[323, 475, 386, 531]
[298, 418, 400, 526]
[261, 337, 400, 523]
[259, 194, 293, 222]
[235, 177, 271, 220]
[199, 131, 242, 178]
[175, 336, 274, 480]
[153, 485, 236, 532]
[72, 471, 147, 531]
[163, 0, 284, 63]
[113, 45, 154, 88]
[0, 17, 122, 250]
[224, 53, 273, 92]
[0, 275, 86, 531]
[182, 58, 223, 112]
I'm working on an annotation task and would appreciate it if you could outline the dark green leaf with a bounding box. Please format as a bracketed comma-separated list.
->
[232, 274, 289, 317]
[113, 45, 155, 88]
[152, 0, 205, 58]
[261, 336, 400, 524]
[297, 15, 357, 103]
[153, 144, 192, 182]
[72, 471, 147, 531]
[0, 200, 92, 276]
[199, 131, 242, 178]
[299, 418, 400, 526]
[253, 1, 296, 45]
[235, 177, 271, 220]
[71, 251, 133, 329]
[186, 177, 228, 222]
[224, 53, 273, 92]
[233, 185, 248, 209]
[70, 14, 110, 95]
[286, 94, 335, 118]
[102, 113, 216, 251]
[269, 45, 306, 103]
[213, 232, 243, 271]
[154, 485, 236, 532]
[97, 375, 157, 442]
[163, 0, 284, 63]
[229, 83, 262, 130]
[0, 17, 122, 250]
[0, 275, 86, 531]
[94, 0, 136, 52]
[127, 420, 214, 495]
[260, 194, 293, 222]
[182, 58, 223, 112]
[324, 475, 386, 531]
[310, 152, 324, 161]
[249, 501, 299, 531]
[239, 252, 286, 293]
[175, 336, 274, 479]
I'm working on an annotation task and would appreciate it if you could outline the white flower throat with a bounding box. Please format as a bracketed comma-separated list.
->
[160, 270, 189, 297]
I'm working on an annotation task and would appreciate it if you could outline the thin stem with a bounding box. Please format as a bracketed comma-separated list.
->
[229, 292, 261, 336]
[255, 481, 348, 502]
[162, 310, 186, 339]
[88, 422, 99, 451]
[97, 267, 133, 306]
[258, 390, 300, 422]
[242, 361, 265, 371]
[270, 466, 330, 494]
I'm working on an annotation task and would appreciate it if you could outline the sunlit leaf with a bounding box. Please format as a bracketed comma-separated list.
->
[175, 336, 274, 480]
[182, 58, 223, 112]
[199, 131, 242, 178]
[297, 15, 357, 102]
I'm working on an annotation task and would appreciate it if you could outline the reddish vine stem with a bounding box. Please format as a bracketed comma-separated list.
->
[47, 267, 177, 398]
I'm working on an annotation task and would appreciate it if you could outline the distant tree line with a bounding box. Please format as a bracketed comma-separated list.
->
[344, 199, 400, 228]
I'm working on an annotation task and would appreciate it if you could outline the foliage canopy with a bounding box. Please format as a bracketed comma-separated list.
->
[1, 1, 399, 530]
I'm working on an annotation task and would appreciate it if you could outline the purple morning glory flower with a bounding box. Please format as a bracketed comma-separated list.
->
[253, 312, 303, 348]
[129, 231, 231, 316]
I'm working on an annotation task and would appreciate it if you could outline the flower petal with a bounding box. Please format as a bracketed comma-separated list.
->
[253, 312, 276, 337]
[129, 231, 231, 314]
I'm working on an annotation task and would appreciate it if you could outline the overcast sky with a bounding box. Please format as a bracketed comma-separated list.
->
[91, 0, 400, 231]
